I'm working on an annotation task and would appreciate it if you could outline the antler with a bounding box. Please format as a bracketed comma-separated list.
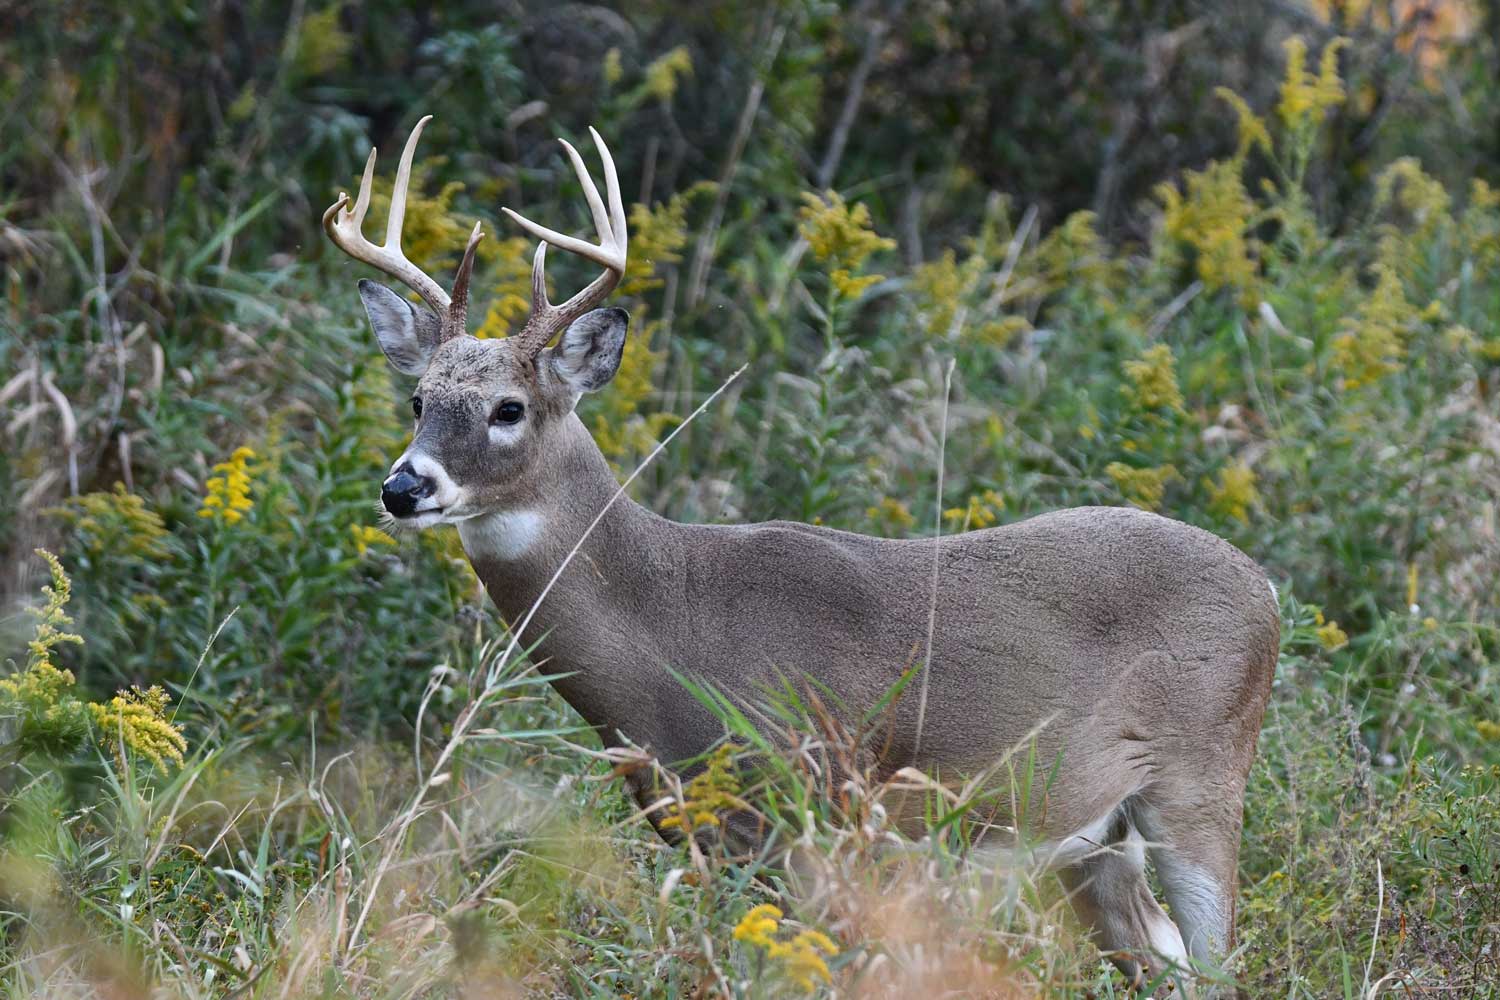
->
[502, 127, 628, 357]
[324, 116, 485, 337]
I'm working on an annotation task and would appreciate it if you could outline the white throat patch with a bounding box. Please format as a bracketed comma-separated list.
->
[459, 509, 547, 562]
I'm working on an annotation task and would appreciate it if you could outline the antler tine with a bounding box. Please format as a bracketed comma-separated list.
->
[445, 221, 485, 336]
[590, 126, 628, 259]
[503, 128, 629, 356]
[322, 115, 451, 317]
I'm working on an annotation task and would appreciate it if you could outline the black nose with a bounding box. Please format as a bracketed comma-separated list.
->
[381, 464, 436, 518]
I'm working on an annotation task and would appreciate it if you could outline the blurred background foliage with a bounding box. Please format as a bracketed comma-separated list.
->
[2, 0, 1500, 996]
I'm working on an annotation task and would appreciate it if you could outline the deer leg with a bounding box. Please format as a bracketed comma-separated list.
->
[1133, 791, 1242, 974]
[1059, 816, 1188, 993]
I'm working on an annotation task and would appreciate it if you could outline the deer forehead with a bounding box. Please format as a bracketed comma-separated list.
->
[419, 337, 537, 396]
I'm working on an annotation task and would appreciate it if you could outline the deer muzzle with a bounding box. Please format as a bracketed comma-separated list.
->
[381, 463, 437, 518]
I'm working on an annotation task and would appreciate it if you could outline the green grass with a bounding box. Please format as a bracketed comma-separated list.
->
[3, 11, 1500, 999]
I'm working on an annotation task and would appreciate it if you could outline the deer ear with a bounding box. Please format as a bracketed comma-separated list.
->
[359, 279, 442, 376]
[546, 307, 628, 394]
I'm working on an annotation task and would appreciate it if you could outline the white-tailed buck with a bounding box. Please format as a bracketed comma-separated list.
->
[324, 117, 1279, 990]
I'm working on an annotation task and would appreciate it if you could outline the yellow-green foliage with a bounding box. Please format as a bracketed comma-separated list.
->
[295, 5, 353, 77]
[1156, 159, 1259, 300]
[590, 319, 673, 462]
[1205, 462, 1260, 524]
[1332, 263, 1413, 388]
[1276, 35, 1348, 133]
[911, 248, 983, 338]
[473, 234, 536, 338]
[642, 45, 692, 102]
[1032, 209, 1123, 301]
[866, 496, 916, 533]
[602, 47, 623, 86]
[1106, 462, 1180, 511]
[1, 551, 186, 770]
[0, 550, 89, 756]
[621, 182, 714, 296]
[52, 483, 169, 560]
[1121, 343, 1186, 414]
[350, 523, 397, 557]
[799, 190, 896, 298]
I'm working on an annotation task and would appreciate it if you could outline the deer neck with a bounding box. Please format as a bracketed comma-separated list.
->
[456, 412, 684, 736]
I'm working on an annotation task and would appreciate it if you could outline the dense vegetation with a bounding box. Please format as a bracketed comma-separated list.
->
[2, 2, 1498, 996]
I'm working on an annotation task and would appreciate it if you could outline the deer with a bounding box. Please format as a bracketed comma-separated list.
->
[322, 116, 1280, 992]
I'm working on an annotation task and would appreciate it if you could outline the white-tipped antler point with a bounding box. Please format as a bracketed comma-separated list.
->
[502, 129, 628, 353]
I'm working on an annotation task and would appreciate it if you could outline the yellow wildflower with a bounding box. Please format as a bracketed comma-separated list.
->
[89, 685, 188, 774]
[643, 46, 692, 102]
[1205, 462, 1260, 523]
[798, 190, 895, 298]
[1106, 462, 1180, 512]
[1215, 87, 1273, 161]
[619, 182, 713, 296]
[473, 235, 535, 339]
[198, 446, 256, 525]
[1122, 344, 1186, 414]
[733, 905, 840, 991]
[591, 319, 666, 461]
[1374, 158, 1452, 253]
[20, 549, 83, 674]
[602, 47, 623, 86]
[943, 489, 1004, 532]
[1422, 616, 1439, 631]
[1032, 209, 1122, 296]
[1461, 178, 1500, 271]
[1332, 263, 1411, 388]
[1443, 324, 1478, 353]
[732, 904, 783, 949]
[767, 929, 839, 991]
[974, 315, 1030, 348]
[1477, 720, 1500, 741]
[1277, 36, 1349, 132]
[831, 269, 884, 298]
[659, 743, 748, 833]
[1, 552, 90, 756]
[52, 483, 170, 560]
[1156, 159, 1259, 298]
[910, 248, 981, 336]
[868, 497, 916, 532]
[1316, 618, 1349, 651]
[350, 524, 397, 557]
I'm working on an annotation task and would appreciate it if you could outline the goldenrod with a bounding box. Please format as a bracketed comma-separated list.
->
[198, 446, 256, 525]
[1206, 462, 1260, 524]
[1107, 462, 1180, 512]
[1122, 344, 1186, 414]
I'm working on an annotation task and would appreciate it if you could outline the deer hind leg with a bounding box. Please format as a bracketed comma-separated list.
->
[1133, 789, 1242, 975]
[1058, 811, 1187, 992]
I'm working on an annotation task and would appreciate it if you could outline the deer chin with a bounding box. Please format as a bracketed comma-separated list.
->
[382, 507, 448, 532]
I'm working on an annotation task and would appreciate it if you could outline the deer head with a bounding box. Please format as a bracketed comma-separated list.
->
[323, 117, 629, 528]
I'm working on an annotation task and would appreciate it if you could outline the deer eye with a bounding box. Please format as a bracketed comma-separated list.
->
[411, 397, 423, 419]
[491, 400, 525, 425]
